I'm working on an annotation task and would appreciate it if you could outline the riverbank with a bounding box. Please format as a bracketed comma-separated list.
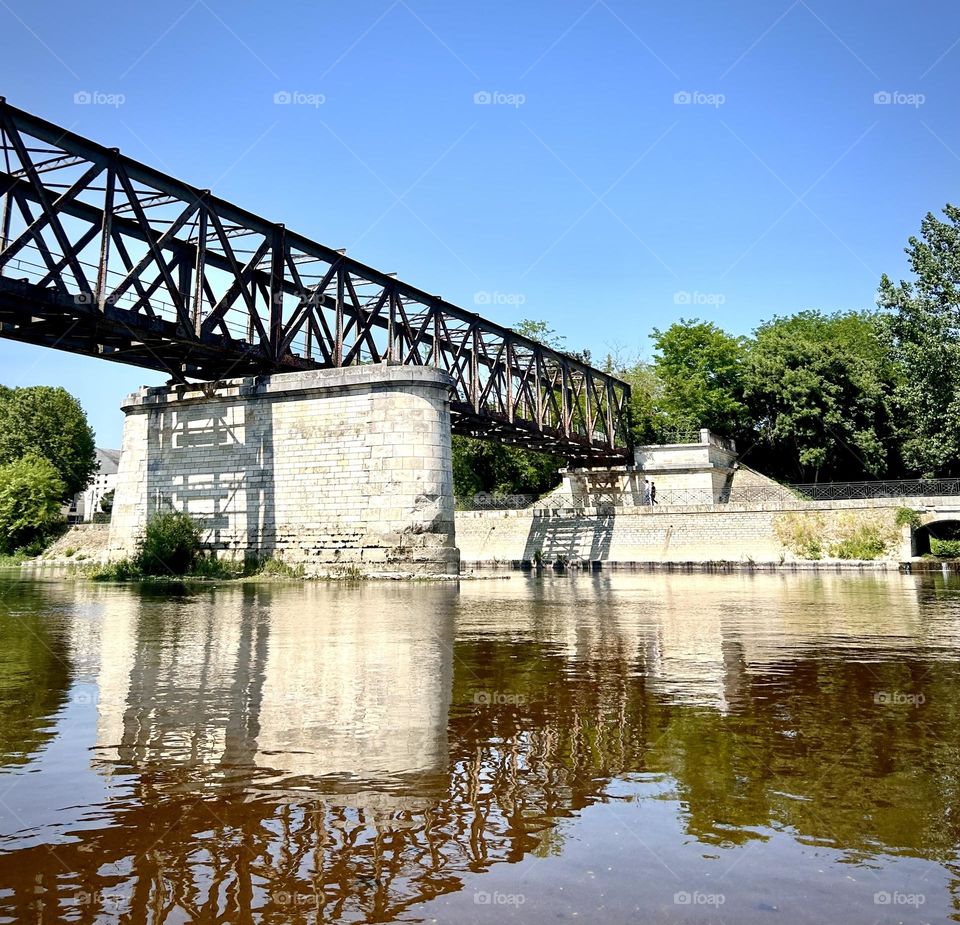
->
[461, 559, 909, 573]
[455, 496, 951, 568]
[20, 500, 959, 579]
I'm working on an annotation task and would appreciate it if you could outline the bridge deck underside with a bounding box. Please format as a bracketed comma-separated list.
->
[0, 278, 628, 463]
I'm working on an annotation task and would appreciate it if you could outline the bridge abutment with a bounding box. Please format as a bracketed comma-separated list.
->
[108, 365, 459, 576]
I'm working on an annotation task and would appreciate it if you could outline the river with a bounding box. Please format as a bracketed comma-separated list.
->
[0, 569, 957, 923]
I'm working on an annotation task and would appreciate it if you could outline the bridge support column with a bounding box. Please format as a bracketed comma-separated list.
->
[108, 365, 459, 576]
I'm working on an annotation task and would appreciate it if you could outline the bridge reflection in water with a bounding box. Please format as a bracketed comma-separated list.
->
[0, 574, 959, 922]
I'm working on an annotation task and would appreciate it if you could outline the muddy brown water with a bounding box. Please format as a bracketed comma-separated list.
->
[0, 570, 958, 923]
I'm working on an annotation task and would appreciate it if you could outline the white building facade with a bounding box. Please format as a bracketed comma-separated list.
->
[68, 448, 121, 523]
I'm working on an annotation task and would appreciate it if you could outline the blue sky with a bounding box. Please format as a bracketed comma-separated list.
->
[2, 0, 959, 445]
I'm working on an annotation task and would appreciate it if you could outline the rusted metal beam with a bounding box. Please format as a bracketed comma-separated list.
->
[0, 99, 632, 463]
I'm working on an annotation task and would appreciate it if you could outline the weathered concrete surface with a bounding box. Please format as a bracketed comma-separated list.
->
[557, 432, 781, 507]
[633, 429, 738, 500]
[108, 365, 459, 576]
[455, 496, 960, 567]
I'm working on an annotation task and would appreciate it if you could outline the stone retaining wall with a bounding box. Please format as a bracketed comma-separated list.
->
[455, 497, 945, 567]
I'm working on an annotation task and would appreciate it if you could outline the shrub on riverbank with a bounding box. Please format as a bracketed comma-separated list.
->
[828, 513, 899, 560]
[137, 511, 202, 575]
[87, 552, 239, 581]
[0, 455, 67, 554]
[85, 514, 304, 582]
[895, 507, 922, 529]
[86, 510, 209, 580]
[930, 538, 960, 558]
[249, 556, 305, 579]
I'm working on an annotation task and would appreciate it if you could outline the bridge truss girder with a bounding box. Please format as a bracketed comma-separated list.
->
[0, 100, 631, 464]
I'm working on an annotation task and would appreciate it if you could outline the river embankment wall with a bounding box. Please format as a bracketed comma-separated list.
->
[455, 496, 956, 569]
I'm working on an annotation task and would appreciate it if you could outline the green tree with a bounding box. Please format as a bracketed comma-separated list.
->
[452, 436, 562, 497]
[651, 320, 750, 438]
[744, 311, 897, 481]
[879, 204, 960, 476]
[0, 386, 96, 499]
[614, 360, 663, 446]
[513, 318, 565, 350]
[0, 454, 66, 553]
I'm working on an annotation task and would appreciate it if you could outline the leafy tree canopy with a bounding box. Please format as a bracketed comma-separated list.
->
[0, 386, 97, 498]
[745, 311, 897, 482]
[879, 203, 960, 476]
[0, 454, 66, 553]
[651, 319, 750, 438]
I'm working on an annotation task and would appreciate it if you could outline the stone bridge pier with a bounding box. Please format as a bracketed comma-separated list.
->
[107, 365, 460, 576]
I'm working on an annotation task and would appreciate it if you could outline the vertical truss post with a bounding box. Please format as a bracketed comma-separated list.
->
[561, 361, 571, 438]
[95, 156, 116, 312]
[191, 197, 207, 335]
[177, 253, 191, 331]
[269, 224, 285, 362]
[387, 288, 397, 363]
[505, 337, 514, 423]
[470, 326, 480, 412]
[585, 370, 594, 441]
[0, 119, 11, 251]
[534, 350, 544, 432]
[0, 190, 9, 252]
[335, 264, 345, 366]
[606, 379, 617, 450]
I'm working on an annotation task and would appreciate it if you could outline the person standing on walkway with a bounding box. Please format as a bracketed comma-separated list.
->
[650, 480, 658, 505]
[644, 478, 652, 505]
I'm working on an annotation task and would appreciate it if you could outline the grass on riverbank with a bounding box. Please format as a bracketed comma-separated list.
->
[0, 520, 70, 566]
[79, 511, 308, 583]
[83, 554, 306, 583]
[0, 551, 28, 567]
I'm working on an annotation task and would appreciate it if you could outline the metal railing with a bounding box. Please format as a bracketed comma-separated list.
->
[458, 478, 960, 514]
[788, 479, 960, 501]
[658, 429, 701, 445]
[456, 493, 535, 511]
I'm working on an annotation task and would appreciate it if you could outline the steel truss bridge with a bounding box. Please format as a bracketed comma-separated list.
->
[0, 100, 631, 464]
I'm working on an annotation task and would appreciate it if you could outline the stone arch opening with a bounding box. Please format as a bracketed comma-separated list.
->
[915, 519, 960, 557]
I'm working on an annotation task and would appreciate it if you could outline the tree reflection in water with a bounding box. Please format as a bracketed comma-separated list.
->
[0, 572, 958, 922]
